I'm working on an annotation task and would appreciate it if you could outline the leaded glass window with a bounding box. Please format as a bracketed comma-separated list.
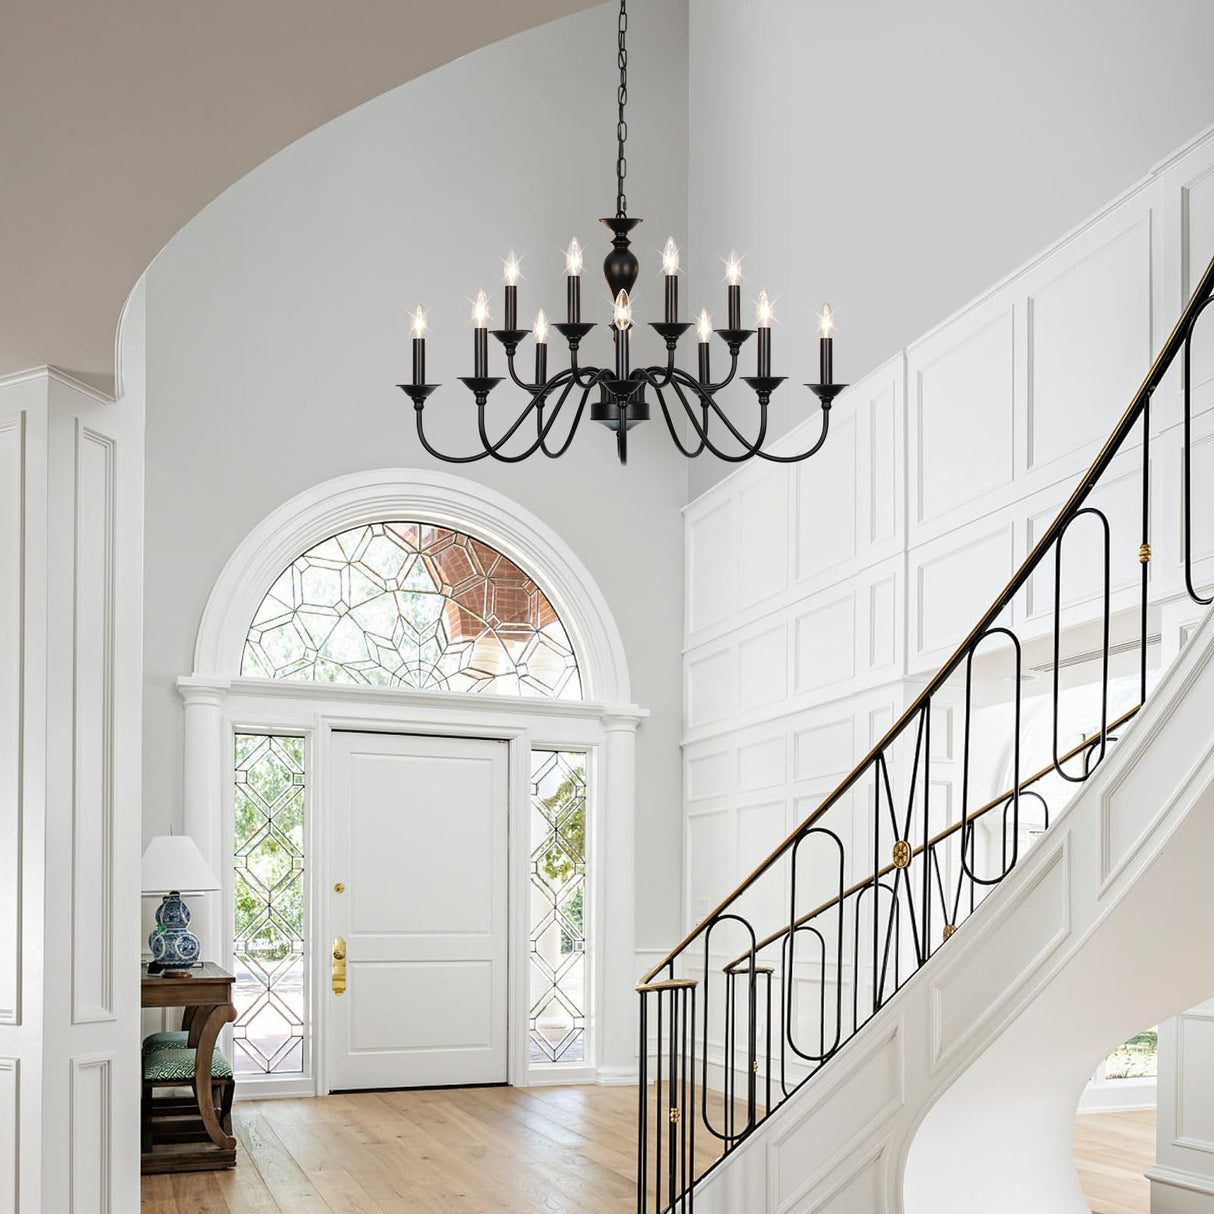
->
[529, 750, 588, 1064]
[233, 734, 306, 1075]
[242, 522, 581, 700]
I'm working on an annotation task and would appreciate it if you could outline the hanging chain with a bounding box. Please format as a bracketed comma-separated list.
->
[615, 0, 628, 218]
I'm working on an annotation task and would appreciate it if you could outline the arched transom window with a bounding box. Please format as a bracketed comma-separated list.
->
[242, 521, 582, 699]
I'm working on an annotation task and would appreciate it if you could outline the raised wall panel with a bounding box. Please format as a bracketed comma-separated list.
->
[739, 468, 790, 608]
[931, 841, 1069, 1066]
[737, 623, 788, 711]
[1176, 1011, 1214, 1150]
[769, 1026, 902, 1211]
[738, 735, 786, 791]
[687, 809, 733, 923]
[686, 648, 733, 730]
[915, 309, 1015, 524]
[869, 383, 899, 545]
[735, 800, 787, 931]
[1184, 429, 1214, 566]
[72, 427, 116, 1023]
[794, 593, 856, 693]
[793, 718, 854, 782]
[796, 410, 857, 582]
[70, 1055, 112, 1214]
[913, 523, 1015, 659]
[0, 416, 22, 1027]
[687, 749, 733, 802]
[687, 498, 737, 635]
[1184, 165, 1214, 396]
[0, 1059, 15, 1214]
[1028, 217, 1151, 470]
[868, 574, 897, 669]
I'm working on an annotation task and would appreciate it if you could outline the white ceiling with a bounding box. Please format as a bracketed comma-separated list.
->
[0, 0, 598, 393]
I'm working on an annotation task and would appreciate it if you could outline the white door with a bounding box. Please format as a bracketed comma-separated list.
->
[326, 731, 510, 1091]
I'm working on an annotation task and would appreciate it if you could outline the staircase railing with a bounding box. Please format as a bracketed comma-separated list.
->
[636, 252, 1214, 1212]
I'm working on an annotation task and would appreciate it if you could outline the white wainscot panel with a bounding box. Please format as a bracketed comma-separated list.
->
[73, 426, 116, 1024]
[796, 408, 858, 583]
[868, 572, 898, 670]
[794, 592, 856, 694]
[1182, 426, 1214, 588]
[735, 800, 788, 932]
[686, 647, 733, 730]
[737, 622, 789, 712]
[931, 840, 1069, 1066]
[867, 378, 901, 547]
[913, 308, 1015, 526]
[912, 521, 1015, 663]
[1177, 1011, 1214, 1150]
[687, 496, 738, 636]
[0, 1059, 14, 1214]
[1024, 456, 1145, 624]
[768, 1025, 902, 1211]
[796, 1148, 886, 1214]
[0, 417, 21, 1026]
[793, 717, 854, 783]
[687, 748, 734, 802]
[739, 466, 791, 609]
[1028, 216, 1151, 471]
[687, 808, 733, 924]
[1184, 164, 1214, 406]
[70, 1055, 113, 1214]
[738, 735, 787, 792]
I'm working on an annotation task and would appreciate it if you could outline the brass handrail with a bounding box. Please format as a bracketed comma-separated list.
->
[643, 249, 1214, 987]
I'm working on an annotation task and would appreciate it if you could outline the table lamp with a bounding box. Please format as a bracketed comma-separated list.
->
[141, 834, 221, 976]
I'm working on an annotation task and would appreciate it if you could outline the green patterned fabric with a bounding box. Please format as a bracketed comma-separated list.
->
[143, 1046, 233, 1082]
[141, 1031, 188, 1054]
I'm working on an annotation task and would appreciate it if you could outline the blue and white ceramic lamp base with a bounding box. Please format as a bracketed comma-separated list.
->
[149, 890, 202, 973]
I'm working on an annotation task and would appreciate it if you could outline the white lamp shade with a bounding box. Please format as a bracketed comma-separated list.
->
[141, 835, 221, 894]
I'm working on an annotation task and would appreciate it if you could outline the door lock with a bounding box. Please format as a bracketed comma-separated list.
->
[332, 937, 347, 996]
[334, 881, 346, 893]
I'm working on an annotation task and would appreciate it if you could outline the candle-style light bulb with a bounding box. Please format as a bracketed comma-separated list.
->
[502, 254, 520, 328]
[565, 238, 584, 277]
[755, 290, 773, 377]
[410, 304, 427, 339]
[473, 290, 490, 327]
[697, 308, 712, 342]
[818, 302, 835, 386]
[565, 238, 583, 323]
[756, 290, 774, 328]
[410, 304, 427, 386]
[534, 308, 549, 343]
[613, 289, 633, 331]
[662, 237, 680, 276]
[725, 251, 743, 330]
[534, 308, 549, 383]
[697, 308, 712, 382]
[503, 252, 521, 286]
[818, 302, 835, 337]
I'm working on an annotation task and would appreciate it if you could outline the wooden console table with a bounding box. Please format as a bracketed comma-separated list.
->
[140, 962, 238, 1174]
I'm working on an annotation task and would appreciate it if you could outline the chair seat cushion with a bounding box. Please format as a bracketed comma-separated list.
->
[142, 1031, 189, 1054]
[143, 1046, 233, 1082]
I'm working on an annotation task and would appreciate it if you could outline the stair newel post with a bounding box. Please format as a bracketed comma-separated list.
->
[746, 956, 758, 1132]
[687, 984, 696, 1213]
[1139, 391, 1151, 706]
[872, 762, 881, 1018]
[637, 989, 648, 1214]
[667, 986, 679, 1212]
[921, 701, 933, 960]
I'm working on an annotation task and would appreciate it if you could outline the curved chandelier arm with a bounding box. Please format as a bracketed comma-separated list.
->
[646, 379, 709, 459]
[750, 404, 832, 463]
[413, 406, 494, 464]
[475, 394, 550, 457]
[540, 385, 596, 459]
[666, 375, 772, 463]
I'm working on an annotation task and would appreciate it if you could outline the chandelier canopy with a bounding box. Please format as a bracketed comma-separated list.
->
[399, 0, 845, 466]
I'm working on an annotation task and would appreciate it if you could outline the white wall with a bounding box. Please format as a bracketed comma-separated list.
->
[142, 2, 690, 949]
[685, 0, 1214, 500]
[679, 121, 1214, 991]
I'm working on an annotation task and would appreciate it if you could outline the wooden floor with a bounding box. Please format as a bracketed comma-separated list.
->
[1075, 1110, 1155, 1214]
[142, 1087, 1156, 1213]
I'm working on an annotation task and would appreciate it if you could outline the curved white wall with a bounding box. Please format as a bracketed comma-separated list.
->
[142, 1, 690, 947]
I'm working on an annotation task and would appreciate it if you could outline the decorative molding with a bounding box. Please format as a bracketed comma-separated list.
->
[191, 468, 632, 705]
[1147, 1163, 1214, 1198]
[0, 1058, 16, 1214]
[71, 424, 116, 1024]
[69, 1054, 112, 1214]
[0, 414, 23, 1027]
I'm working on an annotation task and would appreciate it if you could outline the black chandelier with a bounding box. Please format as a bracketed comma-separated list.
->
[399, 0, 846, 466]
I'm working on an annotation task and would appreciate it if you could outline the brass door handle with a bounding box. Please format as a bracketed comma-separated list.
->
[332, 937, 347, 995]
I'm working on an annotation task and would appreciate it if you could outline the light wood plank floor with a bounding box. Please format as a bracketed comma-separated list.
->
[142, 1088, 1156, 1213]
[1075, 1110, 1155, 1214]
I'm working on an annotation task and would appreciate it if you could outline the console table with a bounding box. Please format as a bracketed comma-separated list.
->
[140, 963, 238, 1174]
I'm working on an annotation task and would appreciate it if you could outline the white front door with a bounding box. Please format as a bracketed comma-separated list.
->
[326, 731, 510, 1091]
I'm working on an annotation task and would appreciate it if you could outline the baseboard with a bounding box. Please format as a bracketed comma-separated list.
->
[597, 1065, 639, 1086]
[1147, 1164, 1214, 1197]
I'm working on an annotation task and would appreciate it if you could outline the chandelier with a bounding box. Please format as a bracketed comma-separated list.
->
[399, 0, 846, 466]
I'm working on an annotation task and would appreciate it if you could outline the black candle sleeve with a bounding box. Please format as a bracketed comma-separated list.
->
[665, 276, 678, 324]
[412, 337, 425, 386]
[819, 336, 833, 386]
[474, 328, 488, 378]
[727, 284, 741, 330]
[698, 341, 710, 384]
[504, 285, 517, 331]
[535, 343, 548, 385]
[757, 328, 772, 377]
[567, 277, 581, 324]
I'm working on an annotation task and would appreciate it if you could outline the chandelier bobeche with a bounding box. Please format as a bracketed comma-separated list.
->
[399, 0, 845, 466]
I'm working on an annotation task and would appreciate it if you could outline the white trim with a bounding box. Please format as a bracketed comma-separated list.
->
[1148, 1163, 1214, 1198]
[191, 467, 633, 704]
